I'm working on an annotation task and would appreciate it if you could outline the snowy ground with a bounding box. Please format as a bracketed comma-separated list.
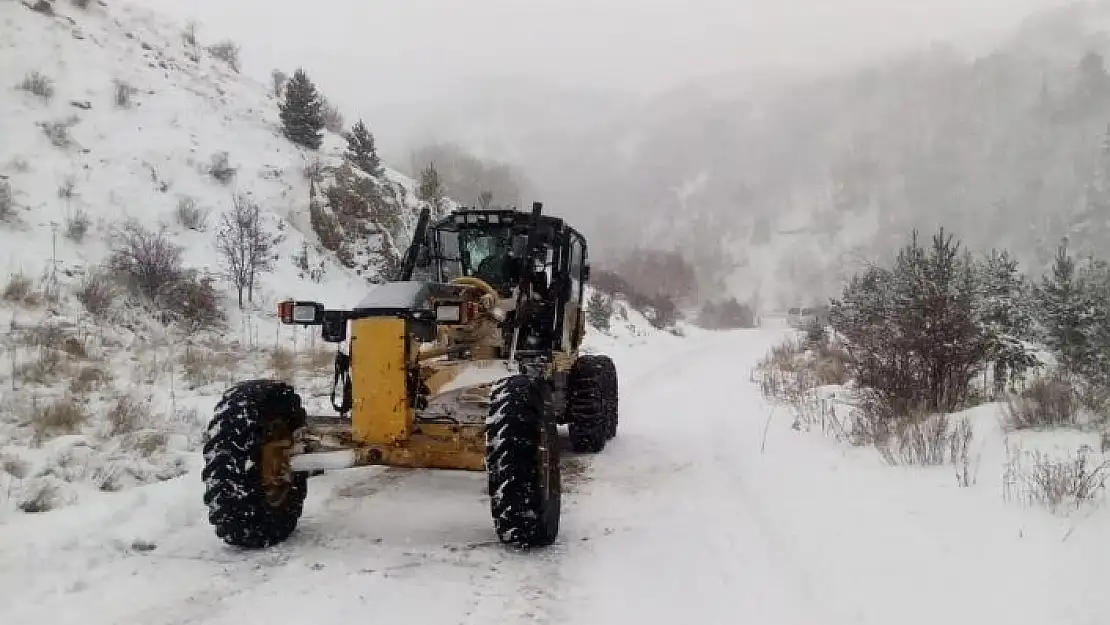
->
[2, 323, 1106, 625]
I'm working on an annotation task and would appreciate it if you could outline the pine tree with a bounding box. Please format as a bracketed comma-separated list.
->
[1077, 257, 1110, 384]
[586, 290, 613, 331]
[1035, 239, 1092, 375]
[975, 249, 1039, 394]
[344, 120, 383, 177]
[278, 68, 324, 150]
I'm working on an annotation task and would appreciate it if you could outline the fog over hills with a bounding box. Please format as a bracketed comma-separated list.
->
[138, 0, 1081, 308]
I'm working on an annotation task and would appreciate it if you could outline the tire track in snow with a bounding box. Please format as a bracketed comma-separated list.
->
[551, 328, 831, 625]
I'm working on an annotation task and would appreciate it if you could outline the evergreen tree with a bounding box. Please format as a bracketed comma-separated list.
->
[1035, 239, 1095, 376]
[1077, 258, 1110, 384]
[830, 227, 988, 412]
[586, 290, 613, 331]
[975, 249, 1039, 394]
[278, 68, 324, 150]
[344, 120, 383, 177]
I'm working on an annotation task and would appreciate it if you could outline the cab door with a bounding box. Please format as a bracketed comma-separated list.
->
[561, 233, 586, 352]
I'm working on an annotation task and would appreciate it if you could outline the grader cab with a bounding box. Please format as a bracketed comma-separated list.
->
[201, 202, 618, 549]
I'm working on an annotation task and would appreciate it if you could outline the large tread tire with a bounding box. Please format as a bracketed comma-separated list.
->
[596, 355, 619, 440]
[486, 375, 561, 548]
[202, 379, 308, 549]
[566, 355, 609, 453]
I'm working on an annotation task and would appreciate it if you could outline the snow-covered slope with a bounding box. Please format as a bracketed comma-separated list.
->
[0, 0, 440, 515]
[1, 0, 430, 303]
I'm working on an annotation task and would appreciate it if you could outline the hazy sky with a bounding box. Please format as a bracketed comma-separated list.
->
[137, 0, 1065, 147]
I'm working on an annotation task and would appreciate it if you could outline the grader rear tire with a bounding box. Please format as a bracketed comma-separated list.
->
[486, 375, 561, 548]
[202, 379, 307, 549]
[566, 355, 610, 453]
[597, 356, 619, 440]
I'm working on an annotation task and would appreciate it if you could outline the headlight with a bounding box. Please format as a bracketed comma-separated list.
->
[292, 304, 318, 323]
[435, 304, 461, 323]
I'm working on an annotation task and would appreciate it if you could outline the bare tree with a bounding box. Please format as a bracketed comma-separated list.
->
[215, 195, 283, 308]
[271, 69, 288, 99]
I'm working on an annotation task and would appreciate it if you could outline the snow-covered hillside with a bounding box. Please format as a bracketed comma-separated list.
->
[0, 0, 446, 515]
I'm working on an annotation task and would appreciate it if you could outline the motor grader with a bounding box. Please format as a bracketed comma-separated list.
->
[201, 202, 618, 549]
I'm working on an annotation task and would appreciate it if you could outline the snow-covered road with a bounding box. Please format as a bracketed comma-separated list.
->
[2, 327, 1106, 625]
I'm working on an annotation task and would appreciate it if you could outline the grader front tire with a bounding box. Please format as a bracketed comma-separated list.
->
[202, 379, 308, 549]
[486, 375, 561, 548]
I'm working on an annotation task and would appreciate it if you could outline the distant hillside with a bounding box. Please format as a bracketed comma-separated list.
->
[392, 1, 1110, 310]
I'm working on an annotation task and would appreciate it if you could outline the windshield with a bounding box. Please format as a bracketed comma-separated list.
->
[435, 225, 514, 284]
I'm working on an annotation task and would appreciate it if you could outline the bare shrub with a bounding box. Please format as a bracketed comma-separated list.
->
[179, 344, 238, 389]
[305, 344, 334, 372]
[805, 317, 827, 345]
[107, 220, 223, 329]
[75, 268, 116, 316]
[108, 220, 183, 301]
[64, 206, 91, 242]
[162, 272, 224, 330]
[38, 117, 79, 148]
[1004, 373, 1080, 430]
[113, 79, 136, 108]
[69, 363, 111, 395]
[269, 347, 294, 381]
[208, 151, 237, 184]
[0, 179, 14, 221]
[175, 196, 209, 231]
[1004, 446, 1109, 512]
[18, 479, 61, 513]
[71, 0, 92, 8]
[57, 175, 76, 200]
[1, 452, 30, 479]
[3, 271, 35, 304]
[759, 336, 806, 373]
[61, 336, 86, 359]
[33, 395, 86, 440]
[122, 430, 168, 457]
[812, 342, 851, 386]
[882, 414, 955, 466]
[18, 347, 65, 384]
[17, 71, 54, 101]
[105, 395, 148, 436]
[855, 397, 973, 470]
[207, 40, 240, 72]
[21, 322, 65, 349]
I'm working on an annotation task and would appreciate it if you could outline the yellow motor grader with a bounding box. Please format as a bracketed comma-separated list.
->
[201, 203, 618, 549]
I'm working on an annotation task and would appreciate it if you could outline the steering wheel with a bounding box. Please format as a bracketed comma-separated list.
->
[450, 276, 500, 302]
